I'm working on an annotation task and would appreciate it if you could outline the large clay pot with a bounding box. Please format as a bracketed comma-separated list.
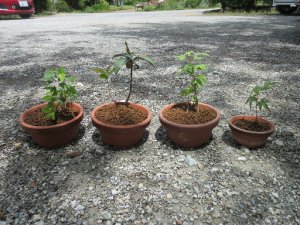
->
[228, 115, 275, 148]
[159, 103, 221, 147]
[19, 102, 84, 148]
[91, 102, 152, 148]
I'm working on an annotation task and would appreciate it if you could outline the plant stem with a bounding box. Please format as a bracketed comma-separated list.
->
[125, 60, 133, 105]
[255, 105, 258, 122]
[107, 79, 112, 108]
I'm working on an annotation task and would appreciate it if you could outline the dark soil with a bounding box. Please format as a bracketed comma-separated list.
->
[163, 104, 217, 125]
[95, 104, 147, 126]
[25, 106, 78, 126]
[233, 118, 270, 132]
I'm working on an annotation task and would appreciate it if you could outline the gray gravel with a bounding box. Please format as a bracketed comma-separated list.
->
[1, 10, 300, 225]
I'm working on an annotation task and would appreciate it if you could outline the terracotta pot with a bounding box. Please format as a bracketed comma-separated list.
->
[159, 103, 221, 147]
[228, 115, 275, 148]
[91, 102, 152, 148]
[19, 102, 84, 148]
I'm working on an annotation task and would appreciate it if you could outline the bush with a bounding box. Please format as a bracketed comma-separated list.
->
[144, 5, 155, 10]
[33, 0, 48, 14]
[185, 0, 201, 8]
[64, 0, 86, 10]
[167, 0, 178, 9]
[124, 0, 136, 5]
[46, 0, 55, 11]
[54, 1, 71, 12]
[155, 2, 165, 10]
[91, 0, 110, 11]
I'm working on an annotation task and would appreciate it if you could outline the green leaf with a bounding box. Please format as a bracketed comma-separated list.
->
[245, 96, 257, 110]
[40, 70, 55, 83]
[113, 57, 129, 75]
[106, 65, 112, 74]
[133, 56, 155, 68]
[57, 73, 66, 82]
[43, 96, 52, 101]
[48, 101, 56, 108]
[186, 51, 194, 57]
[194, 53, 210, 59]
[100, 74, 109, 79]
[42, 107, 50, 113]
[69, 76, 76, 82]
[58, 100, 63, 107]
[173, 55, 186, 60]
[194, 64, 209, 70]
[113, 53, 131, 59]
[92, 68, 106, 75]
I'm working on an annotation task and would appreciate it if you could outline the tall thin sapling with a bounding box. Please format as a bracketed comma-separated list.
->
[92, 65, 114, 107]
[40, 67, 79, 120]
[113, 41, 155, 105]
[245, 80, 278, 121]
[173, 51, 209, 112]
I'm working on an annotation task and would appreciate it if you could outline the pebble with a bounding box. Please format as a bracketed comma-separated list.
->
[185, 156, 199, 167]
[238, 157, 247, 161]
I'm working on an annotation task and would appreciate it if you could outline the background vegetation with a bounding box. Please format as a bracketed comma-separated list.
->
[32, 0, 274, 14]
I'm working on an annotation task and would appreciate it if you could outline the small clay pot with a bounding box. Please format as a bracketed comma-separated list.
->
[159, 103, 221, 147]
[19, 102, 84, 148]
[228, 115, 275, 148]
[91, 102, 152, 148]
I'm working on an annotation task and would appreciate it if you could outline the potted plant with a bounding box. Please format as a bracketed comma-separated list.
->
[229, 80, 278, 148]
[91, 42, 155, 148]
[159, 51, 221, 147]
[19, 67, 84, 148]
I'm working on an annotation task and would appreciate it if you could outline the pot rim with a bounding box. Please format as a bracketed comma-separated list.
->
[229, 115, 275, 135]
[159, 102, 221, 128]
[19, 102, 84, 130]
[91, 102, 152, 129]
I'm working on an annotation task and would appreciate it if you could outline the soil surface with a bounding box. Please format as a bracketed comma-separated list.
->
[95, 104, 148, 126]
[163, 104, 217, 125]
[25, 106, 78, 126]
[232, 118, 270, 132]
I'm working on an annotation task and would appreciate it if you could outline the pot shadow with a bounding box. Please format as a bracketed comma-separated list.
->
[22, 124, 86, 152]
[91, 128, 149, 151]
[154, 125, 214, 151]
[222, 130, 240, 149]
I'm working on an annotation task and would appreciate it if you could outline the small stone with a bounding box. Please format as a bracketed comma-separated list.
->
[95, 149, 103, 155]
[240, 213, 248, 219]
[77, 82, 84, 87]
[61, 161, 69, 166]
[71, 200, 77, 208]
[238, 157, 247, 161]
[112, 190, 119, 195]
[130, 214, 136, 220]
[185, 156, 199, 167]
[138, 183, 143, 189]
[166, 193, 172, 199]
[33, 214, 41, 222]
[272, 192, 279, 198]
[176, 220, 183, 225]
[68, 152, 82, 158]
[75, 205, 85, 211]
[275, 140, 284, 146]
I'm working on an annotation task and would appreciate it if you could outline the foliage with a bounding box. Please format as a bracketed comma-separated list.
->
[144, 5, 155, 11]
[155, 2, 165, 10]
[185, 0, 201, 8]
[46, 0, 55, 12]
[245, 80, 278, 119]
[91, 0, 110, 11]
[54, 1, 71, 12]
[64, 0, 86, 10]
[113, 41, 155, 105]
[167, 0, 178, 9]
[40, 67, 79, 120]
[173, 51, 209, 112]
[33, 0, 48, 14]
[92, 65, 114, 107]
[205, 0, 255, 8]
[124, 0, 136, 5]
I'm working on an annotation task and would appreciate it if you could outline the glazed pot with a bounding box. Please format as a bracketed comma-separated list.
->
[19, 102, 84, 148]
[91, 102, 152, 148]
[159, 103, 221, 147]
[228, 115, 275, 148]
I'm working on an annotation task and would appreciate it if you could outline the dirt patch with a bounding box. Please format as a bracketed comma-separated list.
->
[95, 104, 147, 126]
[25, 106, 78, 126]
[163, 104, 217, 125]
[232, 118, 270, 132]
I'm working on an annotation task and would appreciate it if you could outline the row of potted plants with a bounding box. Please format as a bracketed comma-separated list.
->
[19, 42, 277, 149]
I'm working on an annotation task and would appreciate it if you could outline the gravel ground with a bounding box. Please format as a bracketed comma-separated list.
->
[1, 10, 300, 225]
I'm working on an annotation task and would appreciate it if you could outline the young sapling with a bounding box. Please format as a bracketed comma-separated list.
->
[113, 41, 155, 105]
[173, 51, 209, 112]
[245, 80, 278, 121]
[92, 65, 114, 107]
[40, 67, 79, 120]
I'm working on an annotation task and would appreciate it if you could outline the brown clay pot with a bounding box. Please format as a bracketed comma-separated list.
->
[91, 102, 152, 148]
[228, 115, 275, 148]
[159, 103, 221, 147]
[19, 102, 84, 148]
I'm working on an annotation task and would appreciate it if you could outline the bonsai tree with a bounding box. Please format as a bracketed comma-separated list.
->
[245, 80, 278, 121]
[113, 41, 155, 105]
[173, 51, 209, 112]
[40, 67, 79, 120]
[92, 65, 114, 107]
